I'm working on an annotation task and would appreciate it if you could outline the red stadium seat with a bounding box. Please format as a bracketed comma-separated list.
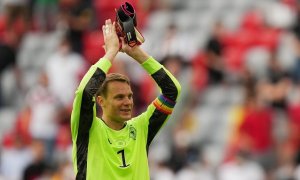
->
[191, 52, 208, 90]
[240, 10, 264, 31]
[256, 28, 281, 51]
[82, 31, 105, 65]
[223, 46, 246, 72]
[0, 16, 6, 41]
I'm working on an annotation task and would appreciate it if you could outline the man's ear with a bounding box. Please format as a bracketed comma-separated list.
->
[97, 96, 105, 107]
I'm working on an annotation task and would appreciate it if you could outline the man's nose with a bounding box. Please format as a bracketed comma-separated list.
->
[123, 97, 132, 105]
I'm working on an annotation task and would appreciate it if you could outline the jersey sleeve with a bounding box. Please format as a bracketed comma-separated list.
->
[135, 56, 181, 149]
[71, 58, 111, 141]
[71, 58, 111, 179]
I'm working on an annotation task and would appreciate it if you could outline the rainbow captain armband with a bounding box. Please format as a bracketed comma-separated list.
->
[153, 95, 176, 115]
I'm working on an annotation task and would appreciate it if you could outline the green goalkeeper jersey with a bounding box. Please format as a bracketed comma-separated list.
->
[71, 57, 181, 180]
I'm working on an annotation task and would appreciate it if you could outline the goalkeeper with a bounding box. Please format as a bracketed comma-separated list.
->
[71, 19, 181, 180]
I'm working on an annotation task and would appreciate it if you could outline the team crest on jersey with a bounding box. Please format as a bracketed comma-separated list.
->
[129, 126, 136, 140]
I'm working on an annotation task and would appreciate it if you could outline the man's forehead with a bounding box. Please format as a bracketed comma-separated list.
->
[107, 81, 132, 94]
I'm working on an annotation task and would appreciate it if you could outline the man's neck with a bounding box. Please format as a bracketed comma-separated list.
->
[101, 116, 125, 130]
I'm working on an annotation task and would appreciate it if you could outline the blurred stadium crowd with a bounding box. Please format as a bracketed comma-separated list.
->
[0, 0, 300, 179]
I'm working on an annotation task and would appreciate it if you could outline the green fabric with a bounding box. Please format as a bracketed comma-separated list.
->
[71, 57, 181, 179]
[163, 67, 181, 101]
[86, 105, 155, 180]
[142, 56, 162, 74]
[71, 57, 111, 137]
[95, 58, 112, 73]
[71, 58, 112, 176]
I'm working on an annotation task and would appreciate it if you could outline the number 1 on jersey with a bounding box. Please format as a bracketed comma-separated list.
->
[117, 149, 130, 168]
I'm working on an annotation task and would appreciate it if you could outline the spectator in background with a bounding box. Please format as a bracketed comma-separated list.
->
[218, 149, 265, 180]
[160, 24, 180, 58]
[203, 21, 225, 85]
[25, 71, 60, 163]
[0, 0, 29, 106]
[50, 146, 74, 180]
[0, 31, 17, 73]
[191, 21, 226, 90]
[0, 133, 34, 180]
[264, 53, 291, 111]
[32, 0, 59, 32]
[2, 0, 29, 33]
[44, 36, 86, 111]
[23, 139, 51, 180]
[167, 114, 199, 174]
[0, 30, 22, 107]
[158, 23, 196, 60]
[237, 91, 275, 174]
[175, 147, 215, 180]
[61, 0, 93, 54]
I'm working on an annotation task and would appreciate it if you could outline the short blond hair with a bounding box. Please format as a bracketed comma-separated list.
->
[95, 73, 130, 98]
